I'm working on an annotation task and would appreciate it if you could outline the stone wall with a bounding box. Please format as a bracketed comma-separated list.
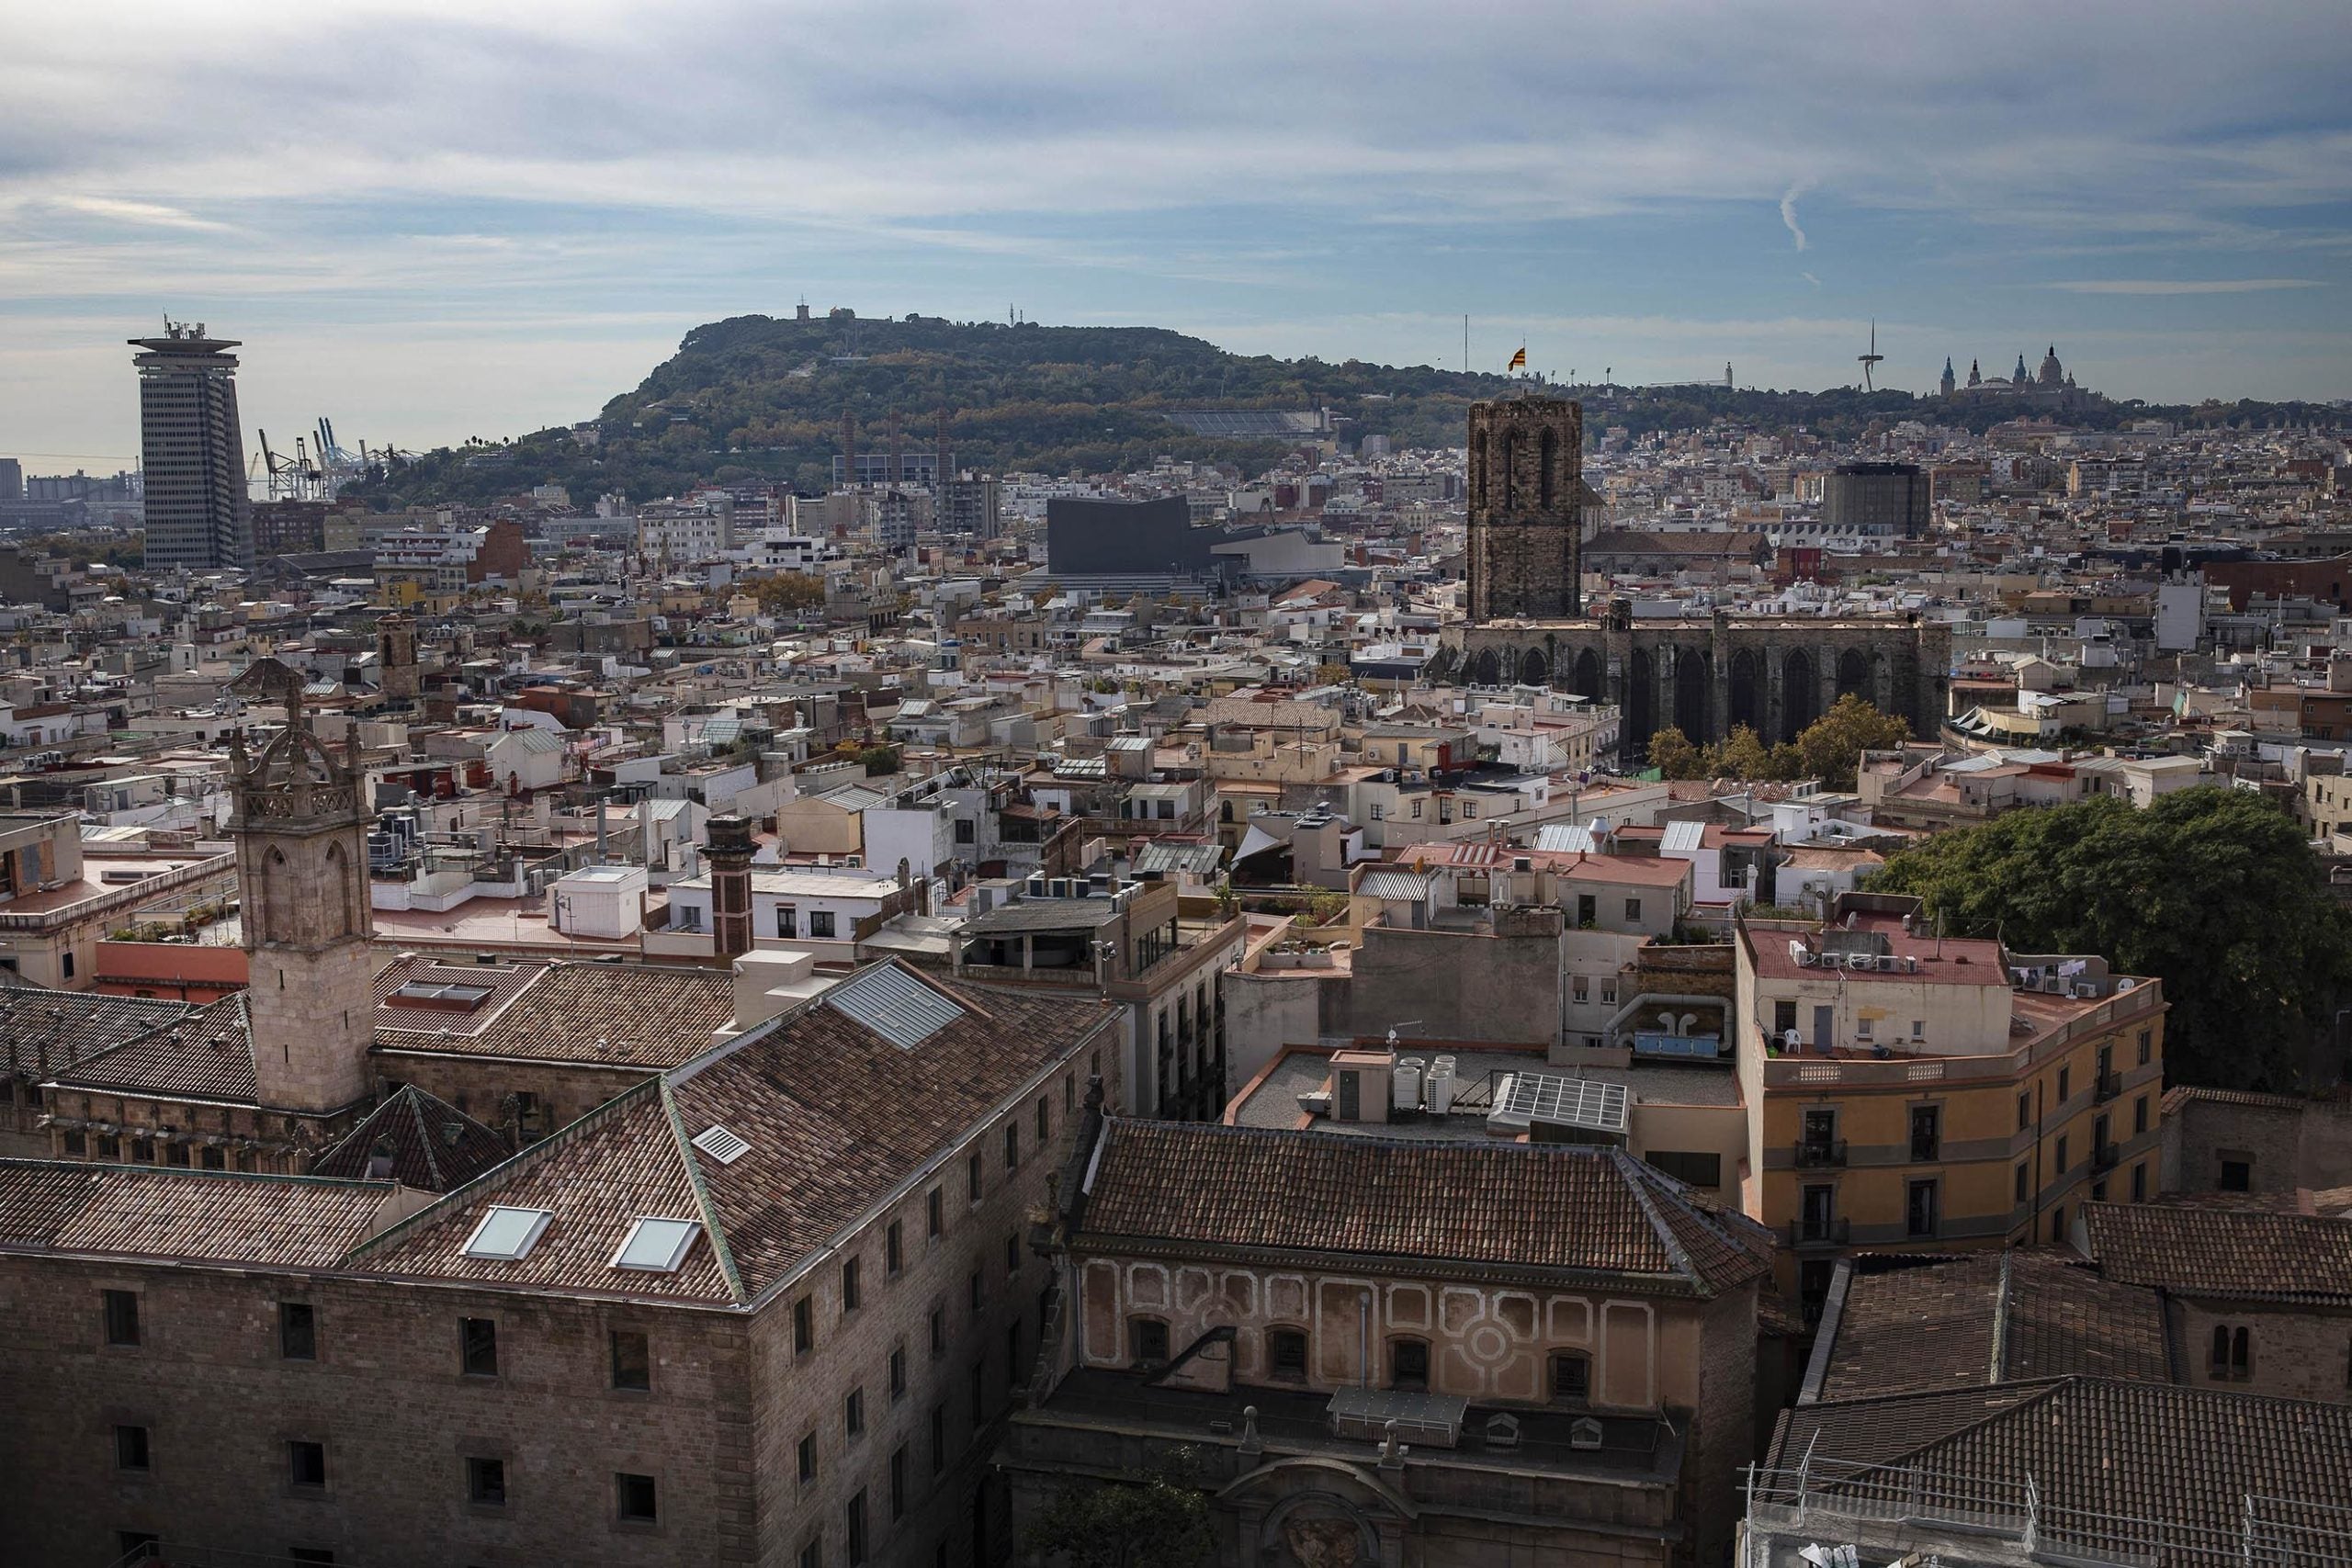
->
[1451, 607, 1952, 754]
[0, 1258, 757, 1564]
[1466, 399, 1583, 623]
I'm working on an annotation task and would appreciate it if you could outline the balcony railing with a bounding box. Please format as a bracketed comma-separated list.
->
[2093, 1140, 2121, 1173]
[1792, 1139, 1849, 1169]
[1788, 1217, 1851, 1247]
[2094, 1070, 2123, 1103]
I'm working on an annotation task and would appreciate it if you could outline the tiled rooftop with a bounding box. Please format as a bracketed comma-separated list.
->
[1078, 1120, 1770, 1297]
[2081, 1201, 2352, 1304]
[351, 962, 1118, 1303]
[0, 1160, 386, 1267]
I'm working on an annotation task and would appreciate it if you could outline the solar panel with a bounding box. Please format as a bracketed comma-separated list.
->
[1491, 1072, 1630, 1136]
[611, 1216, 702, 1272]
[692, 1124, 752, 1165]
[824, 964, 966, 1050]
[1661, 819, 1706, 855]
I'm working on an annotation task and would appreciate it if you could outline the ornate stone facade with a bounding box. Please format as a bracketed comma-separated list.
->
[1449, 603, 1951, 760]
[229, 659, 377, 1115]
[1465, 397, 1583, 623]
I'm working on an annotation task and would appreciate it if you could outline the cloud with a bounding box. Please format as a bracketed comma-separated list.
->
[2043, 277, 2325, 294]
[40, 196, 233, 232]
[1781, 185, 1812, 253]
[1801, 271, 1822, 288]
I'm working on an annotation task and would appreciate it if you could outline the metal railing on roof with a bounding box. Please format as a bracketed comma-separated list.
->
[1744, 1457, 2352, 1568]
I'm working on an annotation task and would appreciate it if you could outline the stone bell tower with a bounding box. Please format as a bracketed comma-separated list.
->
[228, 658, 377, 1114]
[1466, 396, 1583, 623]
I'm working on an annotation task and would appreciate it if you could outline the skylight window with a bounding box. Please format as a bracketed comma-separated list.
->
[612, 1217, 703, 1273]
[692, 1125, 752, 1165]
[461, 1205, 554, 1261]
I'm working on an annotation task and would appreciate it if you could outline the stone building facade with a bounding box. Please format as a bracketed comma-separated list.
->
[1003, 1121, 1770, 1567]
[0, 963, 1126, 1566]
[1451, 602, 1951, 756]
[1465, 397, 1584, 623]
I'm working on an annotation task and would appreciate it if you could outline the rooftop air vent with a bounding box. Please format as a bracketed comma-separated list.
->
[692, 1124, 752, 1165]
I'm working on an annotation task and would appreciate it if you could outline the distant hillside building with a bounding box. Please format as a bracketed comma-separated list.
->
[131, 321, 253, 572]
[1822, 462, 1929, 539]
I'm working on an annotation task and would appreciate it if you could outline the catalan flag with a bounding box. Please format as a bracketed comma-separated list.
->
[1508, 345, 1527, 371]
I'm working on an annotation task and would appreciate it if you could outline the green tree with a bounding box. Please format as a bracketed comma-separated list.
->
[1023, 1469, 1216, 1568]
[1794, 695, 1909, 787]
[1867, 788, 2352, 1091]
[1647, 727, 1704, 779]
[1717, 725, 1776, 781]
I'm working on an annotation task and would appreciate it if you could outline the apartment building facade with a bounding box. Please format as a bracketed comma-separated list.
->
[1736, 895, 2165, 1318]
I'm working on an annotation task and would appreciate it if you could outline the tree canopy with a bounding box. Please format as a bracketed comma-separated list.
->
[1023, 1469, 1216, 1568]
[1646, 695, 1907, 787]
[1867, 787, 2352, 1091]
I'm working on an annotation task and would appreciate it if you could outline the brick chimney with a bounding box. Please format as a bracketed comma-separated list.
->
[707, 813, 755, 960]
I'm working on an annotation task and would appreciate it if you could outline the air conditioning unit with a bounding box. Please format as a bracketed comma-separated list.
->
[2074, 983, 2098, 999]
[1796, 950, 1817, 968]
[2042, 976, 2065, 994]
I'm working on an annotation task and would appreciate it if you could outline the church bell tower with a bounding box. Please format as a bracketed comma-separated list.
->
[1466, 396, 1584, 623]
[229, 658, 377, 1114]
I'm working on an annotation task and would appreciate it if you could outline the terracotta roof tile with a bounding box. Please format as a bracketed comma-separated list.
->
[0, 1160, 386, 1267]
[2082, 1201, 2352, 1304]
[1814, 1250, 2171, 1404]
[374, 961, 735, 1069]
[1078, 1121, 1771, 1295]
[46, 994, 259, 1103]
[1782, 1380, 2352, 1562]
[0, 983, 188, 1080]
[348, 962, 1118, 1304]
[309, 1084, 511, 1192]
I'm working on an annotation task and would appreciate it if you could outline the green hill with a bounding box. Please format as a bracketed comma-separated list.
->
[355, 312, 2335, 508]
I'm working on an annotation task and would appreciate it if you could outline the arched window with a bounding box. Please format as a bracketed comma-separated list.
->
[1499, 431, 1520, 511]
[1540, 426, 1559, 507]
[1388, 1337, 1430, 1391]
[1550, 1350, 1591, 1403]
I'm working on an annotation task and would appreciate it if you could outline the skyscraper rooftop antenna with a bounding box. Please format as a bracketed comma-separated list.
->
[1858, 320, 1884, 392]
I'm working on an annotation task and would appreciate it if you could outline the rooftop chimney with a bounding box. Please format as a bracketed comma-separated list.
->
[707, 813, 756, 960]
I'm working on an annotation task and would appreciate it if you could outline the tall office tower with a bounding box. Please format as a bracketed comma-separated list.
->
[130, 321, 252, 571]
[0, 458, 21, 503]
[1466, 396, 1583, 622]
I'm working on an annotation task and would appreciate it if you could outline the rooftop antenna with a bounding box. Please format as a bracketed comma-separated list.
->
[1383, 1020, 1424, 1051]
[1858, 320, 1884, 392]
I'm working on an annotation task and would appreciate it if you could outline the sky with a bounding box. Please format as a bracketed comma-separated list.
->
[5, 0, 2350, 469]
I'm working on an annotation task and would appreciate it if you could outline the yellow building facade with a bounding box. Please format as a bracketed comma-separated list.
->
[1736, 897, 2165, 1318]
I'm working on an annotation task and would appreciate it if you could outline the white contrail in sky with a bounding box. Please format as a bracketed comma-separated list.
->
[1781, 184, 1811, 252]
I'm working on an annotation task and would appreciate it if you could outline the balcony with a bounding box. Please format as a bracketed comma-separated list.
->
[1788, 1217, 1851, 1248]
[2093, 1140, 2121, 1173]
[2094, 1070, 2123, 1104]
[1792, 1139, 1848, 1169]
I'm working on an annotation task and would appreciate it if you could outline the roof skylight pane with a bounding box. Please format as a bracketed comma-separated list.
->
[461, 1204, 554, 1260]
[612, 1216, 702, 1272]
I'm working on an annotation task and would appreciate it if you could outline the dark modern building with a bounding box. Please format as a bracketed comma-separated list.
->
[131, 321, 252, 572]
[1044, 495, 1215, 580]
[1821, 462, 1928, 539]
